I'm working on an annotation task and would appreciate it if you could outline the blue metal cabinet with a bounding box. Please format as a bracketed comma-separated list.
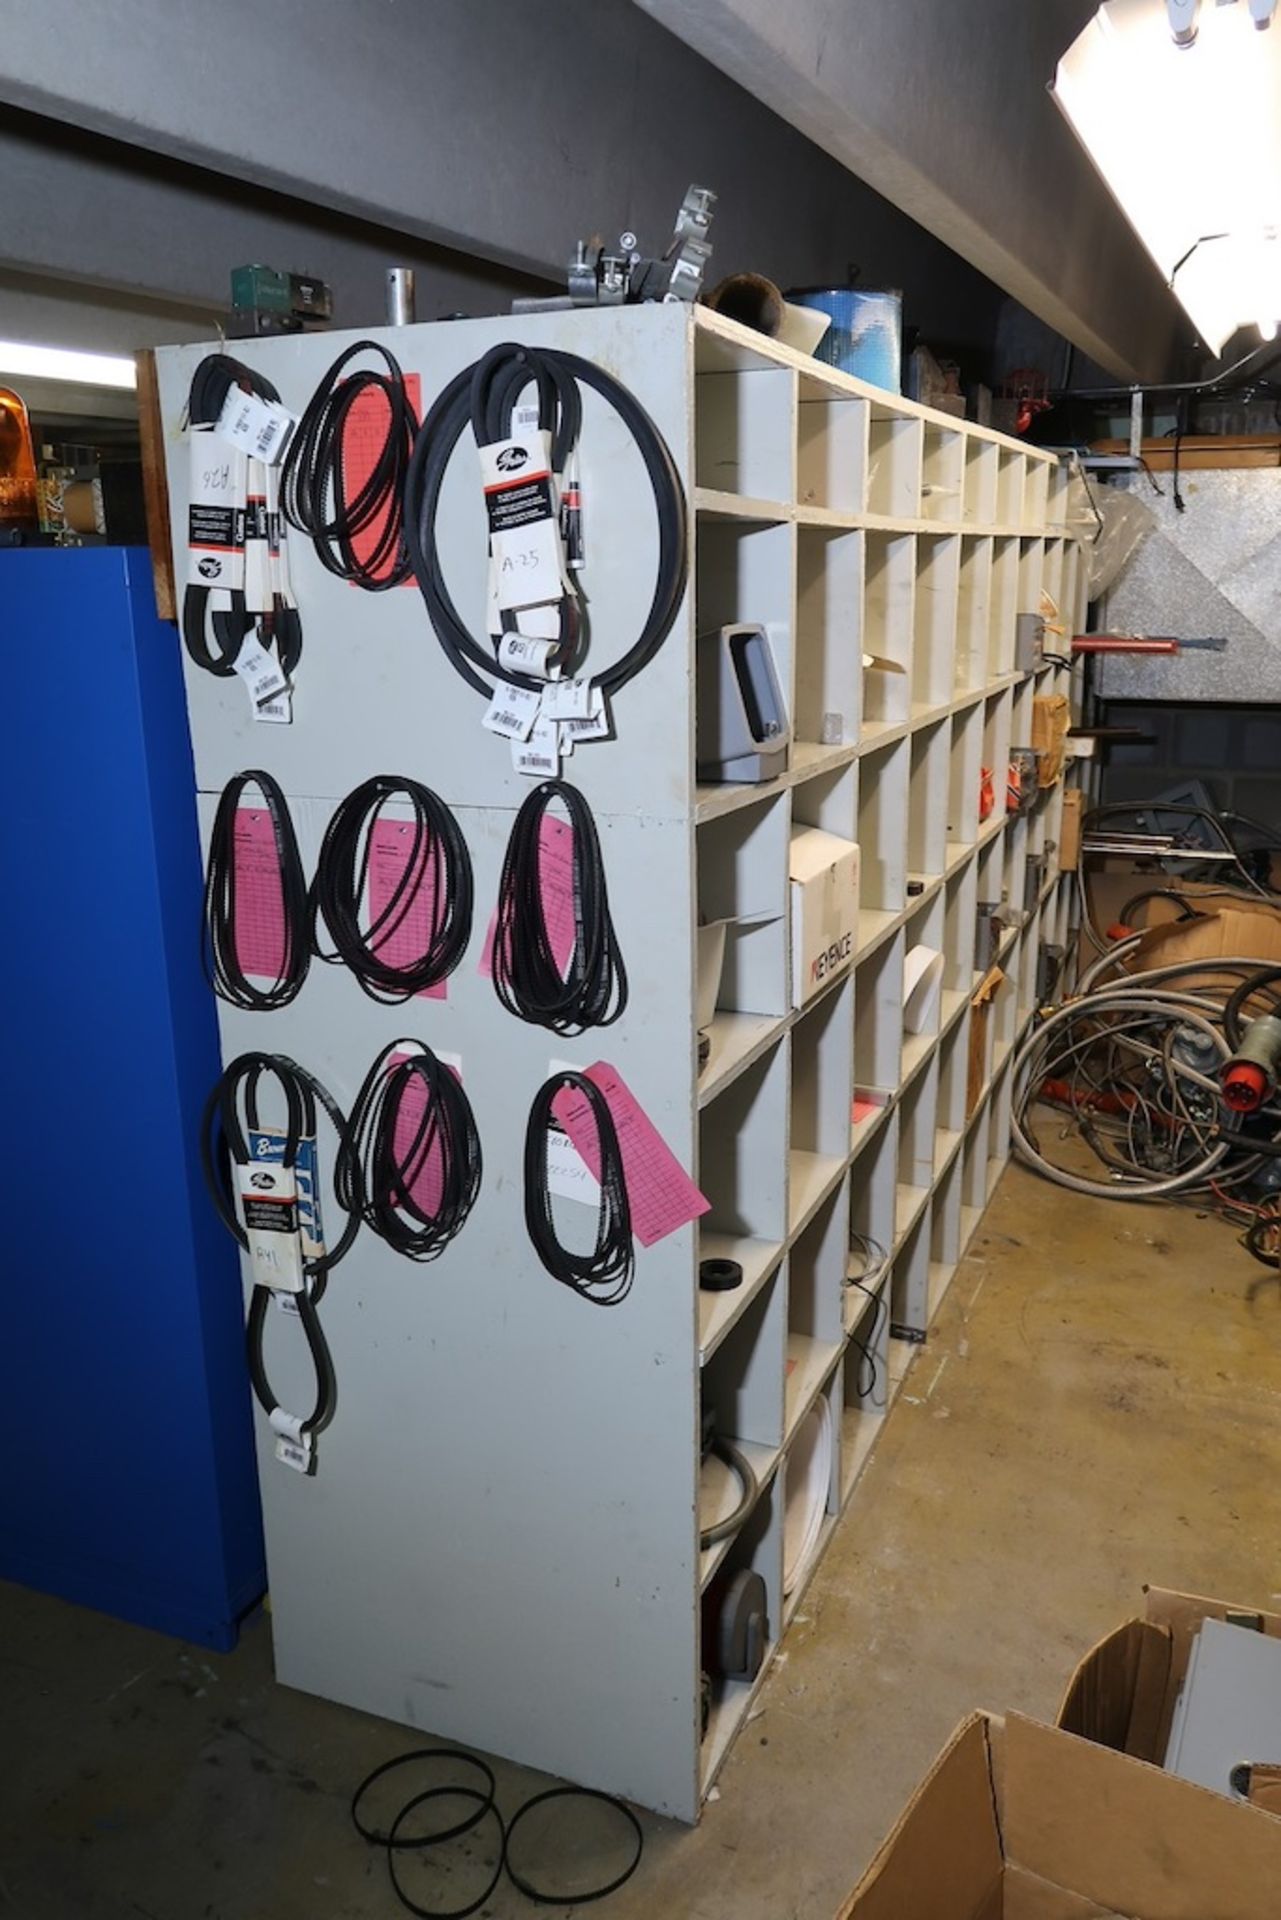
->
[0, 547, 264, 1650]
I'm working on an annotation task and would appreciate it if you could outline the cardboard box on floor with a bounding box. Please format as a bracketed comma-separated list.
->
[840, 1586, 1281, 1919]
[1084, 867, 1281, 946]
[1058, 1585, 1281, 1811]
[839, 1703, 1281, 1920]
[1121, 900, 1281, 994]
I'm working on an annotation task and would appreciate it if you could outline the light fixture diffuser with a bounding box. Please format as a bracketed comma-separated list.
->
[0, 340, 137, 390]
[1054, 0, 1281, 351]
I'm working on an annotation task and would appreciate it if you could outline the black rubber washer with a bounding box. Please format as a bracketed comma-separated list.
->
[386, 1787, 506, 1920]
[699, 1257, 743, 1292]
[350, 1748, 496, 1849]
[502, 1785, 644, 1907]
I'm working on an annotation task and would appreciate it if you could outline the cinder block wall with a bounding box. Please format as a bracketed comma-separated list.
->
[1102, 702, 1281, 828]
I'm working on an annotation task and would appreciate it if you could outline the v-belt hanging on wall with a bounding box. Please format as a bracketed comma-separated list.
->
[336, 1041, 482, 1262]
[280, 340, 419, 590]
[311, 776, 474, 1003]
[203, 770, 311, 1011]
[491, 780, 628, 1034]
[403, 342, 687, 775]
[200, 1053, 358, 1474]
[524, 1071, 634, 1305]
[182, 354, 302, 719]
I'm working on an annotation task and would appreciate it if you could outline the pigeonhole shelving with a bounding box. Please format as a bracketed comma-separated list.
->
[157, 300, 1085, 1821]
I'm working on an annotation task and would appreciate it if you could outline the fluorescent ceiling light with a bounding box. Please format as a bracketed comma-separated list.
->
[0, 340, 137, 390]
[1054, 0, 1281, 352]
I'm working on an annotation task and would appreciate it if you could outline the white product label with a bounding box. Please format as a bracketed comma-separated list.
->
[255, 685, 293, 724]
[558, 684, 611, 745]
[513, 399, 541, 433]
[274, 1291, 301, 1316]
[482, 682, 542, 741]
[274, 1435, 312, 1473]
[479, 430, 565, 611]
[232, 635, 289, 709]
[545, 1123, 601, 1207]
[497, 629, 560, 679]
[187, 430, 247, 589]
[250, 1128, 324, 1260]
[540, 677, 595, 720]
[215, 385, 297, 465]
[512, 603, 565, 646]
[235, 1162, 304, 1292]
[511, 711, 561, 779]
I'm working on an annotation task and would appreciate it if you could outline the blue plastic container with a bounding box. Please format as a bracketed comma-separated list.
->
[787, 287, 902, 393]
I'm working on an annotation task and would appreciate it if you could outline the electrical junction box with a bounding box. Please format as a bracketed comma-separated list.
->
[228, 265, 334, 339]
[1015, 611, 1045, 674]
[789, 826, 859, 1009]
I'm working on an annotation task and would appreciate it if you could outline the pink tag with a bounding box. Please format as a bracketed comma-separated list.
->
[552, 1062, 709, 1249]
[368, 817, 447, 1001]
[341, 372, 421, 586]
[232, 807, 288, 981]
[388, 1050, 459, 1219]
[480, 814, 578, 980]
[851, 1097, 880, 1124]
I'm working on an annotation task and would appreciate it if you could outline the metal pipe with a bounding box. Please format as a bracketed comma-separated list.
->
[703, 273, 787, 338]
[386, 268, 416, 326]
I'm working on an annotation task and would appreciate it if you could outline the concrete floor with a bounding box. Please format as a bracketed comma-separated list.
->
[7, 1159, 1281, 1920]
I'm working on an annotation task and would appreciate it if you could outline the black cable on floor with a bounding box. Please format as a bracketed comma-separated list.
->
[336, 1041, 482, 1261]
[503, 1787, 643, 1906]
[311, 776, 473, 1003]
[202, 770, 311, 1010]
[349, 1750, 643, 1916]
[351, 1751, 498, 1850]
[280, 340, 419, 589]
[403, 340, 686, 701]
[492, 780, 627, 1034]
[199, 1053, 358, 1442]
[524, 1073, 633, 1305]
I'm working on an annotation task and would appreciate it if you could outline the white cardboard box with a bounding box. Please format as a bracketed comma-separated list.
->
[789, 826, 860, 1009]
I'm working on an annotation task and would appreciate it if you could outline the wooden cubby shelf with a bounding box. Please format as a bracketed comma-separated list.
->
[687, 307, 1086, 1801]
[158, 299, 1087, 1830]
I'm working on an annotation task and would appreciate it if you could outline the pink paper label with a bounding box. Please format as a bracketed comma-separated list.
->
[368, 817, 447, 1001]
[341, 372, 421, 586]
[552, 1062, 709, 1249]
[232, 807, 287, 981]
[388, 1050, 459, 1219]
[480, 814, 578, 981]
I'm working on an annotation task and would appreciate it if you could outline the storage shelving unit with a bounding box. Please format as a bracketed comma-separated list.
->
[156, 301, 1085, 1828]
